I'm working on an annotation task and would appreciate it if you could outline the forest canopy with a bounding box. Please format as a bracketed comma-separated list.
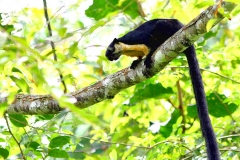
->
[0, 0, 239, 159]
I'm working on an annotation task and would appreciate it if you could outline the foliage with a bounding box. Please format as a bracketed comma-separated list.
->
[0, 0, 240, 159]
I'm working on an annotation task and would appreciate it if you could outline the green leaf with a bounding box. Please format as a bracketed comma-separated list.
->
[85, 0, 138, 20]
[109, 149, 117, 160]
[9, 114, 28, 127]
[129, 83, 173, 104]
[12, 67, 23, 73]
[85, 0, 118, 20]
[0, 148, 9, 159]
[77, 110, 107, 127]
[59, 27, 67, 37]
[30, 65, 47, 85]
[206, 19, 218, 32]
[232, 4, 240, 16]
[85, 20, 107, 35]
[74, 124, 90, 137]
[195, 1, 215, 8]
[26, 141, 40, 150]
[207, 93, 238, 117]
[187, 104, 197, 118]
[120, 0, 138, 19]
[160, 109, 180, 138]
[187, 93, 238, 118]
[68, 42, 79, 57]
[1, 131, 11, 135]
[36, 114, 55, 121]
[49, 136, 70, 148]
[68, 152, 85, 159]
[218, 7, 232, 19]
[0, 22, 14, 33]
[9, 76, 30, 93]
[48, 149, 69, 158]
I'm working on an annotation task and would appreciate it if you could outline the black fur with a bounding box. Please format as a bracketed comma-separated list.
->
[185, 46, 220, 160]
[105, 19, 220, 159]
[106, 38, 120, 60]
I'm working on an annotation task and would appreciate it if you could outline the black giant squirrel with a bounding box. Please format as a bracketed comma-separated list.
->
[105, 19, 220, 160]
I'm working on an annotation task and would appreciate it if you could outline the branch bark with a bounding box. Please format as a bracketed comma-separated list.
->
[1, 2, 236, 115]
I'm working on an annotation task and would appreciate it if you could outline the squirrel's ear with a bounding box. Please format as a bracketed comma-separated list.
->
[113, 38, 119, 43]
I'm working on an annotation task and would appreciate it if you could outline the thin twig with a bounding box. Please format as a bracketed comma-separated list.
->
[142, 140, 176, 160]
[220, 148, 240, 152]
[136, 0, 146, 17]
[42, 0, 67, 93]
[4, 112, 26, 160]
[182, 142, 205, 157]
[168, 66, 240, 84]
[167, 98, 177, 109]
[176, 79, 186, 133]
[180, 155, 194, 160]
[162, 0, 170, 11]
[219, 134, 240, 139]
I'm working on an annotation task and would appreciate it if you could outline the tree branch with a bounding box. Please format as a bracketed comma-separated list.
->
[1, 2, 236, 115]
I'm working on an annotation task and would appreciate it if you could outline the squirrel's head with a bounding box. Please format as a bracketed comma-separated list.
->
[105, 38, 122, 61]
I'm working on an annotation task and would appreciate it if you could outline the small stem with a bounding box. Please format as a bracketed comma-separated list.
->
[4, 112, 26, 160]
[42, 0, 67, 93]
[177, 80, 186, 133]
[168, 66, 240, 85]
